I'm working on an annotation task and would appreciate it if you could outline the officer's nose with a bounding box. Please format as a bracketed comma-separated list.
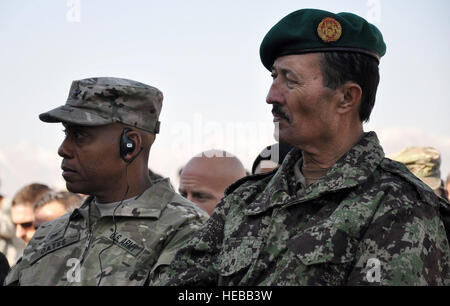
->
[58, 136, 73, 159]
[266, 81, 283, 106]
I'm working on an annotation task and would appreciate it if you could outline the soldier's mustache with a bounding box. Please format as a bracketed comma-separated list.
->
[272, 106, 290, 122]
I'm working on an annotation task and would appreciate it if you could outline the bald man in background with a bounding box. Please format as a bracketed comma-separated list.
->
[179, 150, 247, 215]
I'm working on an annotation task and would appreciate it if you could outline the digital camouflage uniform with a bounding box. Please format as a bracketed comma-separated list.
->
[161, 132, 450, 286]
[5, 178, 208, 286]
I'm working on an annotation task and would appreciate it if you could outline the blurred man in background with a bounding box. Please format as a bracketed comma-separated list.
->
[10, 183, 51, 244]
[179, 150, 247, 215]
[0, 180, 26, 266]
[33, 191, 83, 229]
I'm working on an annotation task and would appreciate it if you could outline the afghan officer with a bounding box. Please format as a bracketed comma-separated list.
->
[160, 9, 450, 285]
[5, 77, 208, 286]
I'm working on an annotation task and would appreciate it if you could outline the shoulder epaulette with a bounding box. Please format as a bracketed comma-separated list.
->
[380, 158, 439, 207]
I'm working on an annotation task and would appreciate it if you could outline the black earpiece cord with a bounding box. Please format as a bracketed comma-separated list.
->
[96, 163, 130, 286]
[96, 147, 143, 286]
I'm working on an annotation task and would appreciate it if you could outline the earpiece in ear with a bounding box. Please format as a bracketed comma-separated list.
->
[120, 128, 136, 163]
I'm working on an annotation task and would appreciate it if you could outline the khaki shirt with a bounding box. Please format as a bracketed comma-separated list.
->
[5, 178, 208, 286]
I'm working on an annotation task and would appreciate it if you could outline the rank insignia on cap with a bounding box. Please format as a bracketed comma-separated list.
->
[71, 88, 82, 99]
[317, 17, 342, 43]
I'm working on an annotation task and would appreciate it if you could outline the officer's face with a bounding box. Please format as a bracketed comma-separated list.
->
[266, 53, 339, 148]
[58, 123, 125, 198]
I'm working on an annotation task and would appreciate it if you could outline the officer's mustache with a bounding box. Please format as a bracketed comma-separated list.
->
[272, 105, 291, 123]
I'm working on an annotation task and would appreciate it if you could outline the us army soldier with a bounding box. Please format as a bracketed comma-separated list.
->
[161, 9, 450, 285]
[5, 77, 208, 286]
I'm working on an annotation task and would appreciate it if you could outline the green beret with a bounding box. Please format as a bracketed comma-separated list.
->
[260, 9, 386, 70]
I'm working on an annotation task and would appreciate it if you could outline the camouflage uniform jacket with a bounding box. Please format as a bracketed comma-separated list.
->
[162, 132, 450, 286]
[5, 178, 208, 286]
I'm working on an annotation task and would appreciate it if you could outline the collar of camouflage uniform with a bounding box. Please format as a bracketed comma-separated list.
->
[71, 178, 175, 220]
[234, 132, 384, 215]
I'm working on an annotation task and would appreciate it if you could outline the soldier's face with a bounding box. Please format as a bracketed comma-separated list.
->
[58, 123, 125, 197]
[266, 53, 340, 148]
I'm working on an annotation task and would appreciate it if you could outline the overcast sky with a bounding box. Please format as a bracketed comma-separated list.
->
[0, 0, 449, 197]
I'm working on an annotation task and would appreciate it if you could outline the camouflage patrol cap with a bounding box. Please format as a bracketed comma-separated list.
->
[260, 9, 386, 71]
[39, 77, 163, 134]
[389, 146, 442, 190]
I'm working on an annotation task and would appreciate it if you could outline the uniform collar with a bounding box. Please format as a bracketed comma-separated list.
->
[244, 132, 385, 215]
[70, 178, 175, 220]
